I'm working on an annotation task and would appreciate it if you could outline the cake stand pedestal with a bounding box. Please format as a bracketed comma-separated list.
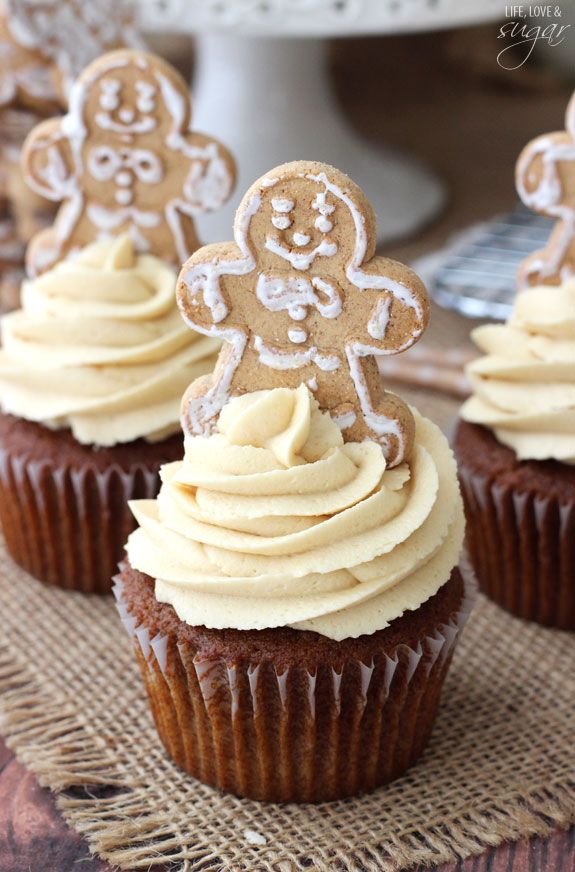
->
[139, 0, 503, 243]
[192, 34, 443, 244]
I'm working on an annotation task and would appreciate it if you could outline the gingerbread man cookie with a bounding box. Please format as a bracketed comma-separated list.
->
[516, 90, 575, 288]
[176, 161, 429, 467]
[21, 49, 236, 275]
[0, 0, 142, 112]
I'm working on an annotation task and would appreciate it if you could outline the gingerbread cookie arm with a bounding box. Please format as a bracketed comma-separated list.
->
[165, 133, 236, 263]
[515, 131, 573, 217]
[21, 117, 75, 202]
[350, 255, 429, 352]
[177, 242, 243, 335]
[516, 130, 575, 286]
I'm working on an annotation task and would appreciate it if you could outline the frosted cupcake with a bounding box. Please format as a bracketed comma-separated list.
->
[0, 236, 219, 592]
[456, 279, 575, 628]
[115, 162, 472, 802]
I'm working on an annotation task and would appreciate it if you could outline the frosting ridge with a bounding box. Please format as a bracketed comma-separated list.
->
[0, 236, 220, 446]
[461, 279, 575, 462]
[127, 385, 464, 640]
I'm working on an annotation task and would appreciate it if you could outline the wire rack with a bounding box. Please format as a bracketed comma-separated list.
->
[428, 207, 553, 321]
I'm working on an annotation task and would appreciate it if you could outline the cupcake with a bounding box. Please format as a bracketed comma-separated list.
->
[0, 235, 220, 592]
[116, 161, 472, 802]
[455, 279, 575, 629]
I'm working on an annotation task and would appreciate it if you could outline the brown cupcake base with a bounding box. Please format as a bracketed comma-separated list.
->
[454, 419, 575, 629]
[115, 562, 473, 803]
[0, 413, 183, 594]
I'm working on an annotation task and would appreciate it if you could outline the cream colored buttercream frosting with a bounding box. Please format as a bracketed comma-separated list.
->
[0, 236, 220, 446]
[461, 280, 575, 462]
[127, 384, 464, 640]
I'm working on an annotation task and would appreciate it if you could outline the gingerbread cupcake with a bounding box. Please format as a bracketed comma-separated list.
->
[0, 49, 236, 593]
[115, 161, 473, 802]
[455, 92, 575, 629]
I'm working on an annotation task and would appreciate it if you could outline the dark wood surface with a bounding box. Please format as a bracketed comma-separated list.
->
[2, 25, 575, 872]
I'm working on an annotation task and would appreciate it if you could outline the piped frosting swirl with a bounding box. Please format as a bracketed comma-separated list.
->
[0, 236, 220, 446]
[461, 280, 575, 462]
[127, 384, 464, 640]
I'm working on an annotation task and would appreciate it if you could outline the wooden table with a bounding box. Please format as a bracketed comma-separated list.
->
[1, 25, 574, 872]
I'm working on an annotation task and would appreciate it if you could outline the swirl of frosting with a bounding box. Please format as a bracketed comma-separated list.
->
[127, 384, 464, 640]
[461, 280, 575, 462]
[0, 236, 220, 446]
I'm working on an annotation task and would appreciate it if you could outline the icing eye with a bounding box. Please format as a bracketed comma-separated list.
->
[99, 91, 119, 111]
[99, 79, 120, 110]
[312, 192, 335, 216]
[137, 95, 155, 114]
[292, 232, 311, 247]
[271, 198, 294, 213]
[272, 215, 292, 230]
[315, 215, 333, 233]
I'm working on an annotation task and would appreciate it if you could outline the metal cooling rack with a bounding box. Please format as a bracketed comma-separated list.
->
[428, 207, 553, 321]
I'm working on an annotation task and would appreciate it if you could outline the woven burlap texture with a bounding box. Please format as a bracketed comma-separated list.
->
[0, 378, 574, 871]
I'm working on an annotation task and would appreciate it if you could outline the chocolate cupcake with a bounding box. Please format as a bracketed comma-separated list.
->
[455, 280, 575, 629]
[0, 236, 220, 592]
[117, 162, 472, 801]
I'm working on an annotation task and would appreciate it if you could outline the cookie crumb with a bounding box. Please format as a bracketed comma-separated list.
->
[243, 829, 267, 846]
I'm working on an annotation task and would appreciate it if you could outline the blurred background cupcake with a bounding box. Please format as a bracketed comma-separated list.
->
[0, 235, 221, 593]
[455, 279, 575, 629]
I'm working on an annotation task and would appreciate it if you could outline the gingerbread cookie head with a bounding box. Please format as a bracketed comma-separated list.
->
[21, 49, 236, 275]
[0, 0, 142, 112]
[177, 160, 429, 468]
[515, 90, 575, 288]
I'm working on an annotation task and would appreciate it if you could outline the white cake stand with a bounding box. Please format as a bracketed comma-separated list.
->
[139, 0, 503, 243]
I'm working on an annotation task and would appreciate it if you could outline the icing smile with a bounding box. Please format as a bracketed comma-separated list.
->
[95, 111, 157, 135]
[265, 234, 338, 270]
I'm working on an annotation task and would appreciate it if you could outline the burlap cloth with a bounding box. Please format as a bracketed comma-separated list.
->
[0, 308, 574, 872]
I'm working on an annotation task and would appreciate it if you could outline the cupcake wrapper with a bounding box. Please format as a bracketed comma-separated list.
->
[0, 451, 159, 594]
[114, 570, 474, 803]
[459, 465, 575, 629]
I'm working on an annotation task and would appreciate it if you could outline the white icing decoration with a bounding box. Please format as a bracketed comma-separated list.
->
[115, 189, 133, 205]
[86, 203, 161, 231]
[332, 410, 357, 430]
[261, 177, 278, 187]
[254, 335, 340, 371]
[256, 274, 342, 321]
[179, 194, 262, 432]
[265, 236, 338, 271]
[118, 107, 135, 123]
[367, 297, 392, 340]
[271, 215, 291, 230]
[87, 145, 120, 181]
[271, 198, 294, 213]
[288, 328, 307, 344]
[307, 377, 318, 392]
[292, 232, 311, 247]
[345, 343, 403, 456]
[115, 171, 131, 186]
[305, 171, 424, 327]
[315, 215, 333, 233]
